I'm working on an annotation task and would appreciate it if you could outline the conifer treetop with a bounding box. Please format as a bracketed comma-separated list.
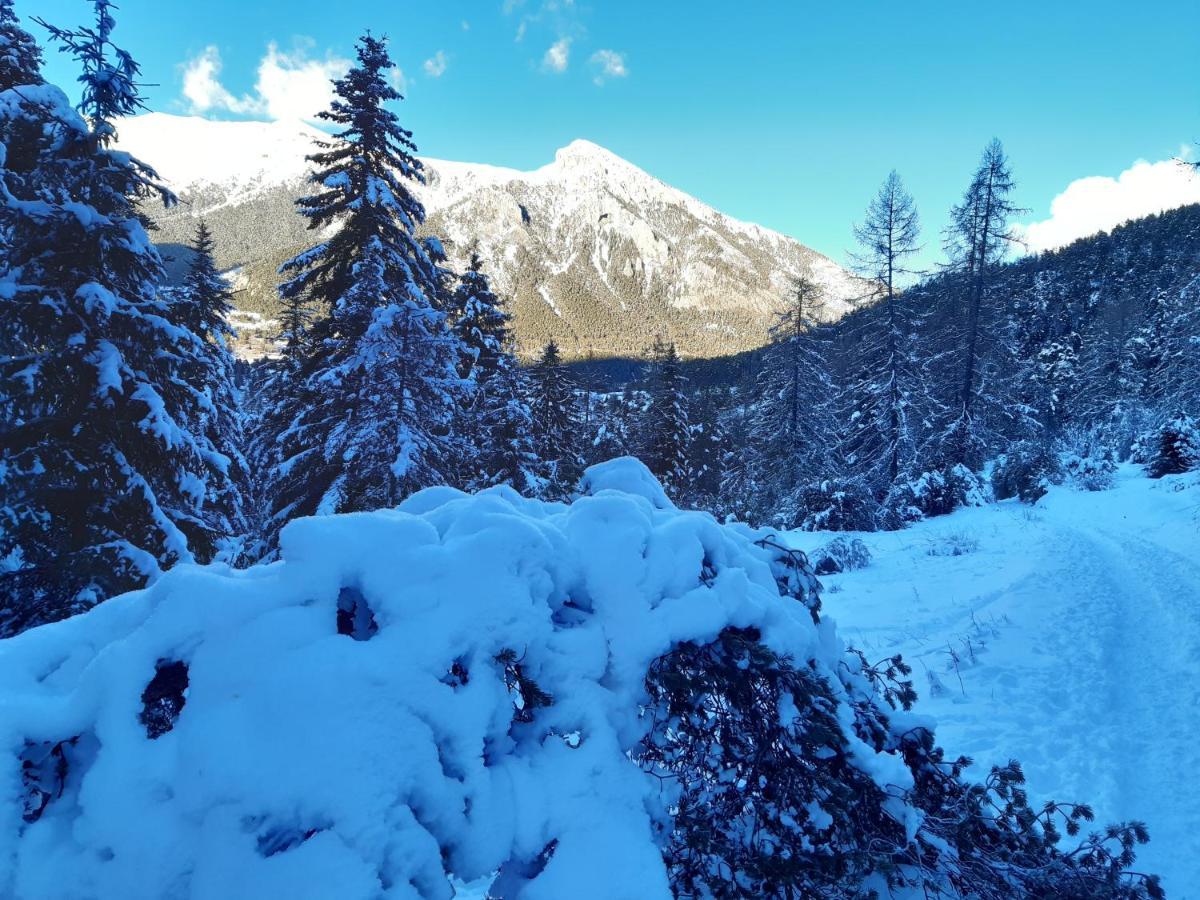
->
[36, 0, 147, 144]
[182, 221, 235, 342]
[851, 169, 922, 294]
[0, 0, 43, 90]
[280, 32, 435, 315]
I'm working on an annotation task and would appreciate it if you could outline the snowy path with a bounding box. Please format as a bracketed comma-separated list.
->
[793, 468, 1200, 896]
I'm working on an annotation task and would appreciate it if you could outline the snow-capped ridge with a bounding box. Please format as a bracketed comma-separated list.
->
[116, 112, 860, 358]
[117, 113, 322, 195]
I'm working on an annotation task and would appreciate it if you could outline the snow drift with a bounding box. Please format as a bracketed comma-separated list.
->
[0, 460, 1156, 898]
[0, 459, 848, 897]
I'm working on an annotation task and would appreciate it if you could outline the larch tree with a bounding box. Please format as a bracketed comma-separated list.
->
[748, 274, 836, 525]
[845, 170, 923, 492]
[940, 138, 1025, 466]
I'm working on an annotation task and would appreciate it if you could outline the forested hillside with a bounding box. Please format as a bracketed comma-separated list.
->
[581, 200, 1200, 528]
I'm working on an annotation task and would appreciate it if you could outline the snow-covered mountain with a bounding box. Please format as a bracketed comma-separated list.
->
[117, 113, 859, 359]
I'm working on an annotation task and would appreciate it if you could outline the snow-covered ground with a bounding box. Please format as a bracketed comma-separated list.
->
[789, 465, 1200, 897]
[2, 461, 1193, 896]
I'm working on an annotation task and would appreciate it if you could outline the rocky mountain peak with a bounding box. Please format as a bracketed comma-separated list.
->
[117, 113, 860, 361]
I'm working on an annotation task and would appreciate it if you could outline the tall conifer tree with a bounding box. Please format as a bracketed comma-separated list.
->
[260, 33, 460, 549]
[643, 337, 691, 497]
[169, 222, 249, 559]
[448, 254, 539, 493]
[0, 0, 41, 90]
[529, 339, 582, 498]
[0, 2, 237, 633]
[845, 171, 923, 491]
[748, 275, 836, 524]
[940, 139, 1025, 466]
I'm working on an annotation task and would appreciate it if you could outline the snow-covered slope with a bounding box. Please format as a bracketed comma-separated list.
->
[115, 113, 859, 359]
[117, 114, 319, 207]
[789, 466, 1200, 898]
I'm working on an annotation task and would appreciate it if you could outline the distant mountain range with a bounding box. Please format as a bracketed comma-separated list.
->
[117, 113, 860, 360]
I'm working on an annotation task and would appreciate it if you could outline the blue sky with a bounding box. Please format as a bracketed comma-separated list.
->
[24, 0, 1200, 269]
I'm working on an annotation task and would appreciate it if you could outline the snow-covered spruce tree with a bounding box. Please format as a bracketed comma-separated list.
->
[938, 138, 1027, 468]
[0, 0, 41, 90]
[0, 0, 42, 201]
[588, 389, 636, 468]
[685, 385, 732, 511]
[1121, 281, 1200, 425]
[243, 292, 311, 560]
[448, 254, 540, 493]
[844, 171, 923, 498]
[748, 275, 839, 526]
[260, 33, 460, 547]
[1146, 413, 1199, 478]
[528, 339, 582, 498]
[0, 2, 238, 634]
[642, 336, 691, 497]
[448, 253, 508, 382]
[794, 476, 883, 531]
[1032, 326, 1082, 434]
[168, 221, 250, 560]
[991, 439, 1063, 504]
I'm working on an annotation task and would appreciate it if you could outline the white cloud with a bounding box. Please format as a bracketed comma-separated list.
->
[181, 46, 258, 115]
[254, 43, 351, 122]
[509, 0, 580, 46]
[178, 42, 351, 123]
[423, 51, 448, 78]
[542, 37, 571, 73]
[589, 49, 626, 85]
[1019, 156, 1200, 253]
[388, 67, 408, 94]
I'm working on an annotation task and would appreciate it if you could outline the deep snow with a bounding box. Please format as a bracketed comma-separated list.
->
[0, 459, 912, 899]
[2, 460, 1192, 897]
[789, 465, 1200, 897]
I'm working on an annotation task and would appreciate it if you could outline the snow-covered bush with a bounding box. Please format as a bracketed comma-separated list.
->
[795, 476, 882, 532]
[991, 442, 1062, 504]
[0, 459, 1159, 899]
[881, 480, 926, 527]
[926, 529, 981, 557]
[1062, 450, 1118, 492]
[1112, 405, 1161, 464]
[1058, 426, 1119, 491]
[1146, 414, 1200, 479]
[810, 536, 873, 575]
[894, 464, 987, 520]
